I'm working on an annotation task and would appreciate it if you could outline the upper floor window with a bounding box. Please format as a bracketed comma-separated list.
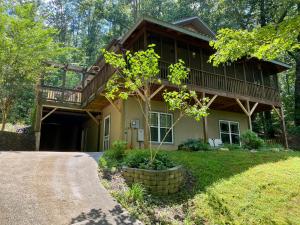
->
[150, 112, 173, 143]
[219, 120, 240, 145]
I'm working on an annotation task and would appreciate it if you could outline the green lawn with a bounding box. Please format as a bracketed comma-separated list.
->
[166, 150, 300, 224]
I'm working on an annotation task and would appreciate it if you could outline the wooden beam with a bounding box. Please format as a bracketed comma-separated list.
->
[249, 102, 259, 116]
[150, 85, 165, 99]
[246, 100, 252, 131]
[193, 95, 203, 107]
[235, 99, 250, 116]
[101, 94, 122, 113]
[272, 105, 282, 119]
[86, 111, 99, 126]
[206, 95, 218, 108]
[41, 107, 57, 121]
[280, 107, 289, 149]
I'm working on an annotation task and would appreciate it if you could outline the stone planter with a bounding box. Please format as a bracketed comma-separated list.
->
[122, 166, 184, 195]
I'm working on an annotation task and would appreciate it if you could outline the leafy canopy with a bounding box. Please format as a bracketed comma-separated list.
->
[209, 15, 300, 66]
[0, 2, 68, 129]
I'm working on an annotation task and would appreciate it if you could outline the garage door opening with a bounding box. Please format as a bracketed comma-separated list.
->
[40, 108, 100, 152]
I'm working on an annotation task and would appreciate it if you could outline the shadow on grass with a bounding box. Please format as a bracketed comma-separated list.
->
[152, 150, 300, 206]
[70, 205, 140, 225]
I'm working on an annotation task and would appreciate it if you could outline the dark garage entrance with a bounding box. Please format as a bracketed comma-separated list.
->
[40, 108, 100, 151]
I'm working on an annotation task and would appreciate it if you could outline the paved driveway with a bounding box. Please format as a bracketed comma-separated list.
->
[0, 151, 141, 225]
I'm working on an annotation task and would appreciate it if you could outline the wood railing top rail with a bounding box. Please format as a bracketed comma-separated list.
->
[41, 60, 281, 107]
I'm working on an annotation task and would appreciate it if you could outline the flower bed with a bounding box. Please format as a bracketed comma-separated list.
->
[122, 165, 184, 195]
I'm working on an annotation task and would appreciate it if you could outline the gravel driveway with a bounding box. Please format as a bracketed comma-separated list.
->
[0, 151, 141, 225]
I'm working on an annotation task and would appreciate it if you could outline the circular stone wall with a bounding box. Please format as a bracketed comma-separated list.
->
[122, 166, 184, 195]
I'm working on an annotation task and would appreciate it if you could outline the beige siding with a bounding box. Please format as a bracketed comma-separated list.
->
[124, 97, 248, 150]
[100, 100, 123, 150]
[207, 110, 248, 140]
[82, 118, 99, 151]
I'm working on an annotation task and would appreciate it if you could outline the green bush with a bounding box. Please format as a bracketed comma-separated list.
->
[98, 140, 127, 170]
[110, 140, 127, 160]
[240, 130, 265, 150]
[123, 150, 175, 170]
[98, 151, 119, 170]
[178, 138, 211, 151]
[125, 183, 145, 203]
[288, 126, 300, 135]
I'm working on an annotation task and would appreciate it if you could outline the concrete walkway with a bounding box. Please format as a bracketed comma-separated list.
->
[0, 151, 142, 225]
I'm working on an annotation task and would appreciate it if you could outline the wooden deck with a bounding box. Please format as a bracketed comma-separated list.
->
[40, 59, 281, 108]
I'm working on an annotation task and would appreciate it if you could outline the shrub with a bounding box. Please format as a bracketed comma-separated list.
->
[123, 150, 175, 170]
[240, 130, 265, 150]
[98, 140, 127, 170]
[125, 183, 145, 203]
[98, 151, 119, 170]
[178, 138, 211, 151]
[288, 126, 300, 135]
[110, 140, 127, 160]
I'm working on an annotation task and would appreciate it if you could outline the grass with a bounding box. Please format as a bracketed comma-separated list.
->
[166, 150, 300, 225]
[100, 150, 300, 224]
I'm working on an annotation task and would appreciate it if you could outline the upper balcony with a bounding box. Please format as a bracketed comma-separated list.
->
[40, 17, 287, 110]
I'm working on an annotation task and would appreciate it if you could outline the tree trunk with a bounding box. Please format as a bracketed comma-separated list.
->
[1, 110, 6, 131]
[295, 55, 300, 126]
[143, 86, 150, 149]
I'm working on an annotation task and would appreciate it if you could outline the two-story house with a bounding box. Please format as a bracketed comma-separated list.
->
[35, 16, 290, 151]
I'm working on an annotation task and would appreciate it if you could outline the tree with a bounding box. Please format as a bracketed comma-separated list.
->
[0, 2, 66, 130]
[102, 45, 208, 157]
[209, 0, 300, 126]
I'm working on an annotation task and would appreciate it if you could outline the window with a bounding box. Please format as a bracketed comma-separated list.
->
[150, 112, 173, 143]
[219, 120, 240, 144]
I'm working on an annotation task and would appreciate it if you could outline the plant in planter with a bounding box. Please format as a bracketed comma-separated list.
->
[122, 151, 184, 195]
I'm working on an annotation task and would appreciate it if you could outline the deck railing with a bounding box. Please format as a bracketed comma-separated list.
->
[41, 86, 82, 105]
[41, 60, 280, 106]
[81, 63, 114, 105]
[159, 60, 280, 103]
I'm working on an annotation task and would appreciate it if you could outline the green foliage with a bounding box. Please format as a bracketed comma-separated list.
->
[178, 139, 211, 151]
[102, 45, 160, 100]
[123, 183, 145, 204]
[110, 140, 127, 160]
[123, 151, 176, 170]
[0, 2, 68, 129]
[288, 126, 300, 135]
[98, 151, 119, 171]
[240, 130, 265, 150]
[209, 16, 300, 66]
[98, 140, 128, 169]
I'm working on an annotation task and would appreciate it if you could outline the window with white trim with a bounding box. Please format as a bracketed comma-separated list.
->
[219, 120, 240, 144]
[150, 112, 173, 143]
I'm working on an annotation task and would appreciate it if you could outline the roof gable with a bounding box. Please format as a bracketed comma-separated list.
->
[173, 17, 215, 38]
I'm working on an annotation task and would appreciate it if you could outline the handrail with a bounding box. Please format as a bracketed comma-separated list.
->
[41, 60, 281, 107]
[159, 60, 280, 103]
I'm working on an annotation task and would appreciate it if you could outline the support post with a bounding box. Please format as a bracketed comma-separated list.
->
[202, 93, 208, 142]
[280, 107, 289, 149]
[246, 100, 252, 131]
